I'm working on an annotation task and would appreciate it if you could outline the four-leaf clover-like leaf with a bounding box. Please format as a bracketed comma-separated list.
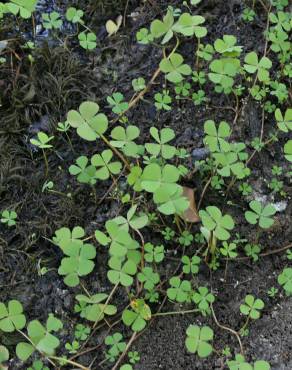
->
[91, 150, 122, 180]
[240, 294, 264, 320]
[185, 325, 213, 357]
[245, 201, 276, 229]
[0, 300, 26, 332]
[67, 101, 108, 141]
[107, 257, 137, 286]
[145, 127, 176, 159]
[58, 241, 96, 287]
[199, 206, 235, 240]
[244, 52, 272, 82]
[78, 32, 97, 50]
[159, 53, 192, 83]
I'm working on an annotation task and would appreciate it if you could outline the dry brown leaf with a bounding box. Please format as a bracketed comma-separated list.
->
[181, 186, 200, 223]
[105, 15, 123, 37]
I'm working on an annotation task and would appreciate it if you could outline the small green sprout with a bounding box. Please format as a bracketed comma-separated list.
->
[74, 324, 90, 341]
[185, 325, 213, 358]
[42, 11, 62, 30]
[192, 286, 215, 313]
[172, 13, 207, 38]
[178, 230, 194, 246]
[128, 350, 140, 364]
[192, 90, 207, 105]
[107, 92, 128, 115]
[132, 77, 146, 91]
[238, 182, 252, 196]
[203, 120, 231, 152]
[136, 28, 153, 44]
[278, 267, 292, 296]
[162, 227, 175, 240]
[220, 242, 237, 258]
[244, 244, 261, 262]
[154, 91, 172, 111]
[1, 210, 17, 227]
[241, 7, 256, 22]
[30, 132, 54, 176]
[286, 249, 292, 260]
[240, 295, 264, 320]
[175, 81, 191, 96]
[65, 340, 80, 354]
[245, 201, 276, 229]
[267, 287, 278, 298]
[196, 43, 214, 61]
[66, 7, 84, 24]
[214, 35, 242, 56]
[69, 156, 97, 185]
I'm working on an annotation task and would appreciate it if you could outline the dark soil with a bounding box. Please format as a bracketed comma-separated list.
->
[0, 0, 291, 369]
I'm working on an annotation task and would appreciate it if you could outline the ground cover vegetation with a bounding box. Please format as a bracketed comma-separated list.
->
[0, 0, 291, 369]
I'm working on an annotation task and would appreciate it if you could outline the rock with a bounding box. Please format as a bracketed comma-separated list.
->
[192, 147, 210, 161]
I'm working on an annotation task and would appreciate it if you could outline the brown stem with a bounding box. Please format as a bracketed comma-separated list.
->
[211, 305, 244, 355]
[111, 332, 137, 370]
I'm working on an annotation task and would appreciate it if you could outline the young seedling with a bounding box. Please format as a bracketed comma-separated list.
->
[245, 201, 276, 229]
[199, 206, 235, 254]
[128, 351, 140, 364]
[30, 132, 54, 176]
[66, 7, 84, 24]
[42, 11, 62, 30]
[240, 294, 264, 331]
[0, 210, 17, 227]
[122, 299, 151, 332]
[192, 286, 215, 314]
[278, 267, 292, 296]
[75, 293, 117, 323]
